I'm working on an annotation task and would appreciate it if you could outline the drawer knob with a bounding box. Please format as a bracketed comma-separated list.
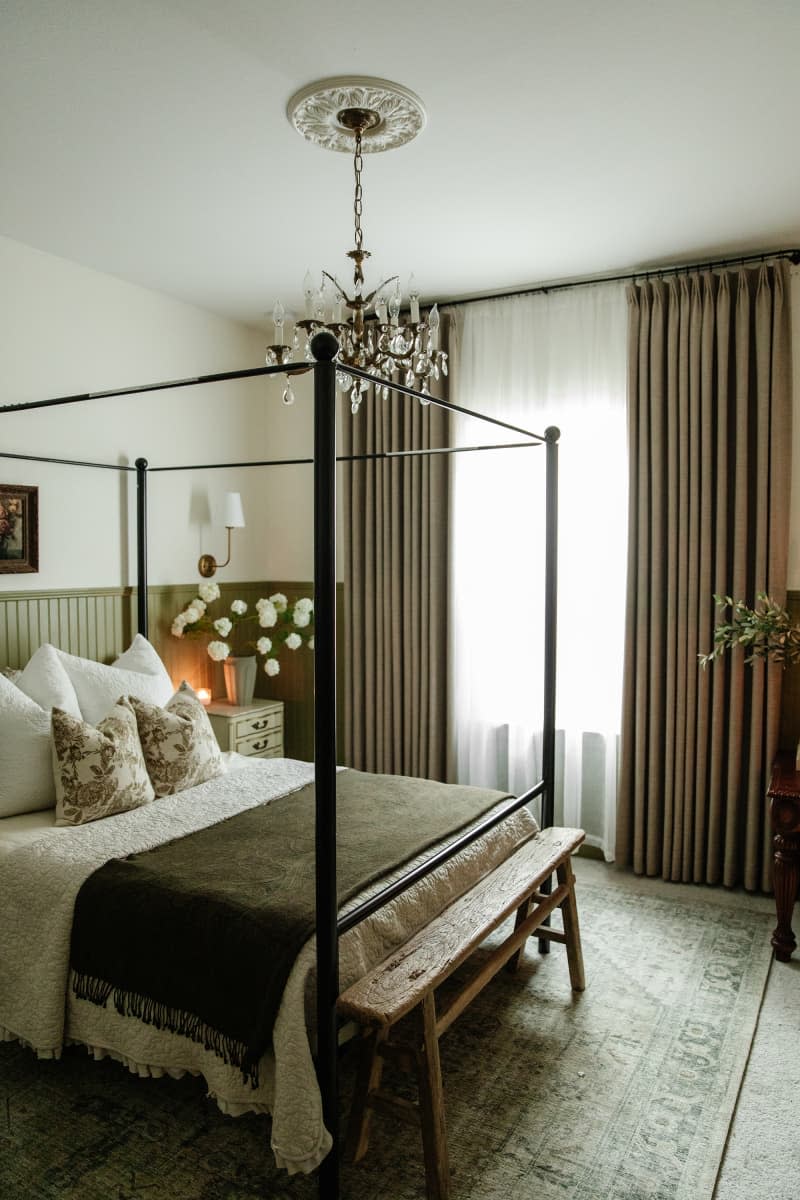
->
[252, 739, 268, 751]
[252, 719, 269, 731]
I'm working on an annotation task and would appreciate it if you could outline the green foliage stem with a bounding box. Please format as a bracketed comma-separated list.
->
[698, 593, 800, 668]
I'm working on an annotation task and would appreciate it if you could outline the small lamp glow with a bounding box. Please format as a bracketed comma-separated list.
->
[198, 491, 246, 579]
[196, 687, 212, 705]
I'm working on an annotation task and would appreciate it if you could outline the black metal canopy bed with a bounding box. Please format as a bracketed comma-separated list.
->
[0, 333, 584, 1200]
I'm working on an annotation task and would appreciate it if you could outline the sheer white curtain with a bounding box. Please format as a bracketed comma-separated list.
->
[448, 284, 628, 859]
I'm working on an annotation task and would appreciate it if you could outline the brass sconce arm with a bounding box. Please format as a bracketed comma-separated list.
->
[198, 526, 234, 579]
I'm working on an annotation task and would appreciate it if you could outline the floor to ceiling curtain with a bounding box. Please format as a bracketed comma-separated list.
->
[341, 321, 450, 780]
[448, 284, 628, 857]
[617, 262, 792, 891]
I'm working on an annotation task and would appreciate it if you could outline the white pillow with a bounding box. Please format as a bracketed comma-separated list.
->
[0, 674, 58, 817]
[15, 643, 82, 718]
[56, 638, 174, 725]
[112, 634, 173, 686]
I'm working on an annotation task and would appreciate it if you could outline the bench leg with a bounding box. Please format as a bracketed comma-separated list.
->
[506, 897, 532, 973]
[556, 856, 586, 991]
[346, 1025, 387, 1163]
[415, 993, 450, 1200]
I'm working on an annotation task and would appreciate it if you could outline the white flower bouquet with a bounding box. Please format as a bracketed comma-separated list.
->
[171, 582, 314, 678]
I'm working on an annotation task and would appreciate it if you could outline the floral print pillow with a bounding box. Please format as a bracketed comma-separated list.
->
[126, 687, 224, 798]
[52, 701, 155, 826]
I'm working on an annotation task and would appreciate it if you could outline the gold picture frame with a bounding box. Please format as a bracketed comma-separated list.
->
[0, 484, 39, 574]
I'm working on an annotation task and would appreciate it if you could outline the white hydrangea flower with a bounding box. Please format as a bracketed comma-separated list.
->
[198, 581, 220, 603]
[257, 600, 278, 628]
[207, 640, 231, 662]
[292, 607, 310, 628]
[294, 597, 313, 613]
[231, 599, 248, 616]
[171, 619, 185, 638]
[192, 598, 207, 614]
[286, 632, 302, 650]
[268, 592, 288, 613]
[256, 637, 272, 655]
[214, 617, 232, 637]
[184, 605, 203, 625]
[264, 657, 280, 677]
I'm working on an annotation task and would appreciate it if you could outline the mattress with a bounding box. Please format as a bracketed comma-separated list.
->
[0, 755, 537, 1174]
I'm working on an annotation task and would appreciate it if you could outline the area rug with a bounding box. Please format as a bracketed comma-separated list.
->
[0, 871, 774, 1200]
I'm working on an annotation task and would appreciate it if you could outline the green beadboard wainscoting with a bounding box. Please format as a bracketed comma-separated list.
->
[0, 581, 344, 763]
[0, 587, 134, 670]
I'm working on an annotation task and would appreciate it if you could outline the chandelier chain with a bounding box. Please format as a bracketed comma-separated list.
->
[352, 129, 364, 288]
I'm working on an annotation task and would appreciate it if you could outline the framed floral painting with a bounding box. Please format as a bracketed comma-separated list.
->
[0, 484, 39, 573]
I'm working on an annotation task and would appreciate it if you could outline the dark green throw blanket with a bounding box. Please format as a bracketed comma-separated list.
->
[70, 770, 510, 1084]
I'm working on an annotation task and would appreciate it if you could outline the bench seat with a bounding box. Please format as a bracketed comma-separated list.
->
[337, 825, 586, 1199]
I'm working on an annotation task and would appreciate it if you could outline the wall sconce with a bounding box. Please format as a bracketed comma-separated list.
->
[198, 492, 246, 578]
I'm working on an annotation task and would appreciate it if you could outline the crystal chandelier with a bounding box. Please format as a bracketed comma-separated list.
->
[268, 78, 448, 413]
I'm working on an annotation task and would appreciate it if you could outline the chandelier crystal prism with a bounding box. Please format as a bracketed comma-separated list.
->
[268, 78, 447, 414]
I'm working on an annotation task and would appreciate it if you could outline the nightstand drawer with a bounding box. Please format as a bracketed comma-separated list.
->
[234, 709, 282, 740]
[237, 728, 283, 757]
[206, 700, 284, 757]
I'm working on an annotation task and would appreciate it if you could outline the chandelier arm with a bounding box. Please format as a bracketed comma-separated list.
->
[322, 271, 349, 303]
[363, 277, 399, 307]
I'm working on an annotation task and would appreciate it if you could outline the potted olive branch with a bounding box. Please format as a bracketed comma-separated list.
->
[700, 592, 800, 767]
[698, 593, 800, 668]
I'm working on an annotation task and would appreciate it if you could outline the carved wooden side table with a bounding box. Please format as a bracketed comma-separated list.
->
[767, 752, 800, 961]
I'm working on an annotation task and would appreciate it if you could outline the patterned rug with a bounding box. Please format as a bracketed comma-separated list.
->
[0, 871, 774, 1200]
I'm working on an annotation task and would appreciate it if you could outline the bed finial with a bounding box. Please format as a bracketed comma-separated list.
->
[544, 426, 561, 443]
[310, 329, 339, 363]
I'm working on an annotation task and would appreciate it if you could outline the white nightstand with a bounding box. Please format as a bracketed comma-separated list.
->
[205, 699, 284, 760]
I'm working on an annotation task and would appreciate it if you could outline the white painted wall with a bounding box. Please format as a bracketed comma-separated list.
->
[0, 236, 316, 589]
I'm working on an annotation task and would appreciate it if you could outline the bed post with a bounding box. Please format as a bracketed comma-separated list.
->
[539, 427, 559, 954]
[135, 457, 149, 638]
[542, 427, 559, 827]
[311, 331, 341, 1200]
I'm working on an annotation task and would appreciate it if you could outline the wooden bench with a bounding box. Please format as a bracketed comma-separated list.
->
[337, 825, 586, 1199]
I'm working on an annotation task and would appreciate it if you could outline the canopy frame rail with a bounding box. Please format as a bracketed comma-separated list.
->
[0, 335, 559, 1200]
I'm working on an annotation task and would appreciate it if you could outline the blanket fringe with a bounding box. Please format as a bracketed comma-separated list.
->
[71, 972, 260, 1086]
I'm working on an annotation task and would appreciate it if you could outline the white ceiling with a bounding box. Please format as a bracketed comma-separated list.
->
[2, 0, 799, 329]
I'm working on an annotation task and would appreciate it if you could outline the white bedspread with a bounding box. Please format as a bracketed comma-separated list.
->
[0, 758, 537, 1174]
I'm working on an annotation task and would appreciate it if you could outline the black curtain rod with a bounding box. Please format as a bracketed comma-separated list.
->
[439, 246, 800, 309]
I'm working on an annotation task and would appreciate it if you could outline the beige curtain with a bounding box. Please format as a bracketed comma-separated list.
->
[617, 263, 792, 891]
[341, 322, 450, 780]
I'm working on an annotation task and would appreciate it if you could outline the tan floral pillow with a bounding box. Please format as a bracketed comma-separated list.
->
[127, 686, 225, 798]
[52, 701, 155, 827]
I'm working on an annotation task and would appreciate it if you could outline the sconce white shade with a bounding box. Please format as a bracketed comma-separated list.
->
[222, 491, 246, 529]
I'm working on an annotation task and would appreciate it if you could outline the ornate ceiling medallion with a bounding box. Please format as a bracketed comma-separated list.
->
[287, 76, 427, 154]
[271, 77, 445, 412]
